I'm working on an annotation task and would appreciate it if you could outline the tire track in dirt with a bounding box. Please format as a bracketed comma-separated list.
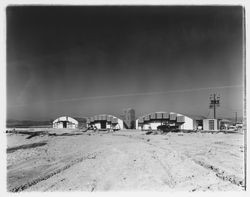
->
[7, 141, 47, 153]
[113, 133, 244, 189]
[191, 158, 245, 188]
[145, 138, 245, 189]
[9, 152, 99, 192]
[150, 150, 176, 188]
[113, 133, 179, 188]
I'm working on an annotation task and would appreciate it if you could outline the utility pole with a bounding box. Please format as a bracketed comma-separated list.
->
[209, 93, 220, 119]
[235, 112, 237, 124]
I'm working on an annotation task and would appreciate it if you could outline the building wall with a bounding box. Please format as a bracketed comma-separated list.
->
[203, 119, 219, 131]
[53, 122, 78, 129]
[53, 123, 77, 129]
[148, 122, 162, 130]
[118, 118, 124, 130]
[53, 116, 78, 129]
[136, 119, 139, 129]
[93, 122, 101, 129]
[53, 122, 63, 129]
[87, 114, 124, 130]
[91, 121, 123, 130]
[180, 116, 194, 130]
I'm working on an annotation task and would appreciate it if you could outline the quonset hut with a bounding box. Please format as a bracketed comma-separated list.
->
[136, 112, 195, 130]
[53, 116, 78, 129]
[87, 114, 123, 130]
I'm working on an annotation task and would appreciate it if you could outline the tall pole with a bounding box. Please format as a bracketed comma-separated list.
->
[235, 112, 237, 124]
[210, 93, 220, 119]
[213, 94, 216, 119]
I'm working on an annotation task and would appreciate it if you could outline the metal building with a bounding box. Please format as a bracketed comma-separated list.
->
[87, 114, 123, 130]
[136, 111, 195, 130]
[53, 116, 78, 129]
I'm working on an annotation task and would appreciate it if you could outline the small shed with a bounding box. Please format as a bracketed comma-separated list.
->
[203, 119, 220, 131]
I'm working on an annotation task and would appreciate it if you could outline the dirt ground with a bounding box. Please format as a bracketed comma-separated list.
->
[6, 129, 245, 192]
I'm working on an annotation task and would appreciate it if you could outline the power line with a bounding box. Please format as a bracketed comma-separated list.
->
[8, 84, 243, 108]
[219, 106, 243, 113]
[205, 109, 211, 119]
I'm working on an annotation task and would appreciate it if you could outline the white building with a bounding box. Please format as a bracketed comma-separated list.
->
[53, 116, 78, 129]
[87, 114, 123, 130]
[136, 111, 195, 130]
[203, 119, 220, 131]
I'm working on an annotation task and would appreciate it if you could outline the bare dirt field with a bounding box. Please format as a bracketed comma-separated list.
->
[6, 129, 245, 192]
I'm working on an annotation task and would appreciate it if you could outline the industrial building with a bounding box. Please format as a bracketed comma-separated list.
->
[136, 111, 195, 130]
[122, 108, 136, 129]
[87, 114, 124, 130]
[53, 116, 78, 129]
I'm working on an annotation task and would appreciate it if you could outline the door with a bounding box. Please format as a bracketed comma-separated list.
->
[209, 120, 214, 130]
[100, 121, 106, 129]
[63, 121, 67, 128]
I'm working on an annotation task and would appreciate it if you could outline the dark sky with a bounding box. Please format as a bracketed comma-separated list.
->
[7, 6, 244, 120]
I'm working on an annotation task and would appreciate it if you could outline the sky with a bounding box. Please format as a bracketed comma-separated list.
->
[7, 6, 244, 120]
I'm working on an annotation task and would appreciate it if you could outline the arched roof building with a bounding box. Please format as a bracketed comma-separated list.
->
[87, 114, 123, 130]
[53, 116, 78, 129]
[136, 111, 195, 130]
